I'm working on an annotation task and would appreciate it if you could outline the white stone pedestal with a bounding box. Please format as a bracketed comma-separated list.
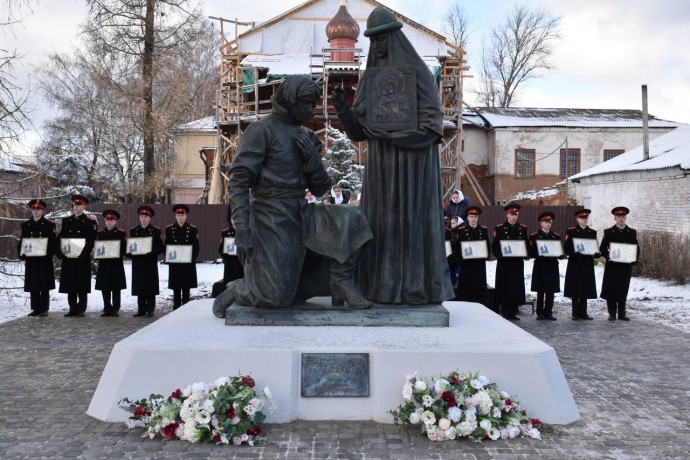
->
[87, 300, 580, 424]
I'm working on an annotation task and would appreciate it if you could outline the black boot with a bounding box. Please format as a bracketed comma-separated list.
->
[579, 299, 593, 320]
[618, 301, 630, 321]
[571, 299, 580, 320]
[607, 300, 617, 321]
[329, 249, 372, 309]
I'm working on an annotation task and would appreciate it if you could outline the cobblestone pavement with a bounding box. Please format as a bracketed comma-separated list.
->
[0, 304, 688, 460]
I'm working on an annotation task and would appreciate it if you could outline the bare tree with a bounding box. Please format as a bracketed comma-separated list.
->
[82, 0, 207, 201]
[0, 0, 35, 154]
[475, 4, 560, 107]
[37, 19, 218, 203]
[442, 2, 472, 49]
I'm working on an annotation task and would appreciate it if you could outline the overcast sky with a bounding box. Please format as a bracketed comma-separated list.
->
[6, 0, 690, 155]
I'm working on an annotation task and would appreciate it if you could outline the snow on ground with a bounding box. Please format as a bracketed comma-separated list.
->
[1, 260, 688, 333]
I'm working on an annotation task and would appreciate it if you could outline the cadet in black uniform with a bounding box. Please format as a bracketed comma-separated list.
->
[600, 206, 639, 321]
[455, 206, 490, 304]
[95, 209, 127, 317]
[491, 203, 529, 320]
[127, 205, 163, 317]
[56, 195, 97, 317]
[564, 209, 599, 320]
[528, 211, 562, 320]
[219, 224, 244, 285]
[18, 199, 57, 317]
[165, 204, 199, 310]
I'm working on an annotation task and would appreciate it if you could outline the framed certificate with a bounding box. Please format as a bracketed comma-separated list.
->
[223, 237, 237, 256]
[60, 238, 86, 259]
[445, 241, 453, 257]
[500, 240, 528, 258]
[572, 238, 599, 256]
[93, 240, 121, 259]
[127, 237, 152, 255]
[608, 242, 638, 264]
[166, 245, 193, 264]
[537, 240, 563, 257]
[20, 237, 49, 257]
[460, 241, 488, 260]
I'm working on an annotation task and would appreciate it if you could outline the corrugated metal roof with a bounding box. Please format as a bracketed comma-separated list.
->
[174, 116, 217, 132]
[477, 107, 681, 129]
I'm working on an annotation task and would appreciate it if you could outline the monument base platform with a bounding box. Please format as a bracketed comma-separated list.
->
[87, 300, 580, 425]
[225, 298, 449, 326]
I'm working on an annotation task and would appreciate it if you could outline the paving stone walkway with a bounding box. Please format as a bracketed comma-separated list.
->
[0, 304, 688, 459]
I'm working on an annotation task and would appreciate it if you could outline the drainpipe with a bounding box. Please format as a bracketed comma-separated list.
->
[642, 85, 650, 161]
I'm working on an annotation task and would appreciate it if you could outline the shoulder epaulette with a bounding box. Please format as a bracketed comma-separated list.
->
[480, 225, 487, 229]
[567, 226, 576, 230]
[189, 224, 197, 228]
[553, 232, 561, 238]
[530, 231, 539, 237]
[166, 223, 174, 228]
[519, 224, 527, 228]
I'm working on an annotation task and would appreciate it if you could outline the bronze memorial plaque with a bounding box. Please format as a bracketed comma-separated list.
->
[301, 353, 370, 397]
[366, 67, 417, 131]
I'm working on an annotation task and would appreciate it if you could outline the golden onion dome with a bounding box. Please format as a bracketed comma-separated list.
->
[326, 0, 360, 42]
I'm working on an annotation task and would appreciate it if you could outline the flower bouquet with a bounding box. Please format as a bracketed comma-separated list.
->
[389, 371, 544, 442]
[120, 374, 275, 445]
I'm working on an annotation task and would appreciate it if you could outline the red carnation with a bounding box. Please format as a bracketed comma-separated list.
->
[133, 405, 150, 417]
[241, 376, 256, 388]
[449, 376, 462, 386]
[168, 388, 182, 401]
[529, 418, 543, 427]
[213, 434, 222, 443]
[441, 391, 457, 407]
[161, 421, 179, 439]
[247, 426, 262, 436]
[224, 406, 236, 419]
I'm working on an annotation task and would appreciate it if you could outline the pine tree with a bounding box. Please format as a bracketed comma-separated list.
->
[323, 125, 364, 198]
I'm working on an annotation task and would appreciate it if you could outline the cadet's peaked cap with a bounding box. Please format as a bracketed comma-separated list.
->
[538, 211, 555, 222]
[466, 206, 482, 215]
[71, 194, 88, 205]
[574, 209, 591, 218]
[137, 205, 154, 217]
[102, 209, 120, 220]
[28, 199, 47, 210]
[611, 206, 630, 216]
[363, 7, 402, 37]
[503, 202, 521, 213]
[173, 204, 190, 214]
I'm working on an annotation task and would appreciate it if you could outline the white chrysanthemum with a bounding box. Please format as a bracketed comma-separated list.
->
[492, 407, 502, 418]
[469, 379, 483, 390]
[214, 376, 230, 387]
[179, 399, 195, 421]
[476, 390, 493, 415]
[422, 394, 434, 407]
[243, 405, 256, 417]
[126, 419, 144, 429]
[438, 418, 451, 430]
[528, 428, 541, 439]
[500, 390, 510, 399]
[402, 383, 413, 400]
[195, 410, 211, 425]
[182, 385, 192, 397]
[414, 380, 427, 392]
[409, 412, 421, 424]
[465, 406, 477, 416]
[508, 425, 521, 438]
[220, 433, 229, 444]
[445, 426, 457, 440]
[479, 419, 492, 431]
[457, 420, 475, 437]
[447, 406, 462, 422]
[434, 378, 449, 393]
[478, 375, 490, 386]
[191, 382, 209, 401]
[203, 399, 215, 413]
[421, 411, 436, 425]
[183, 423, 203, 443]
[489, 428, 501, 440]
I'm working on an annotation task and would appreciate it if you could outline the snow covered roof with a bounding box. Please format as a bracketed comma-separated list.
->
[476, 108, 681, 129]
[571, 124, 690, 180]
[0, 156, 28, 173]
[174, 116, 216, 133]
